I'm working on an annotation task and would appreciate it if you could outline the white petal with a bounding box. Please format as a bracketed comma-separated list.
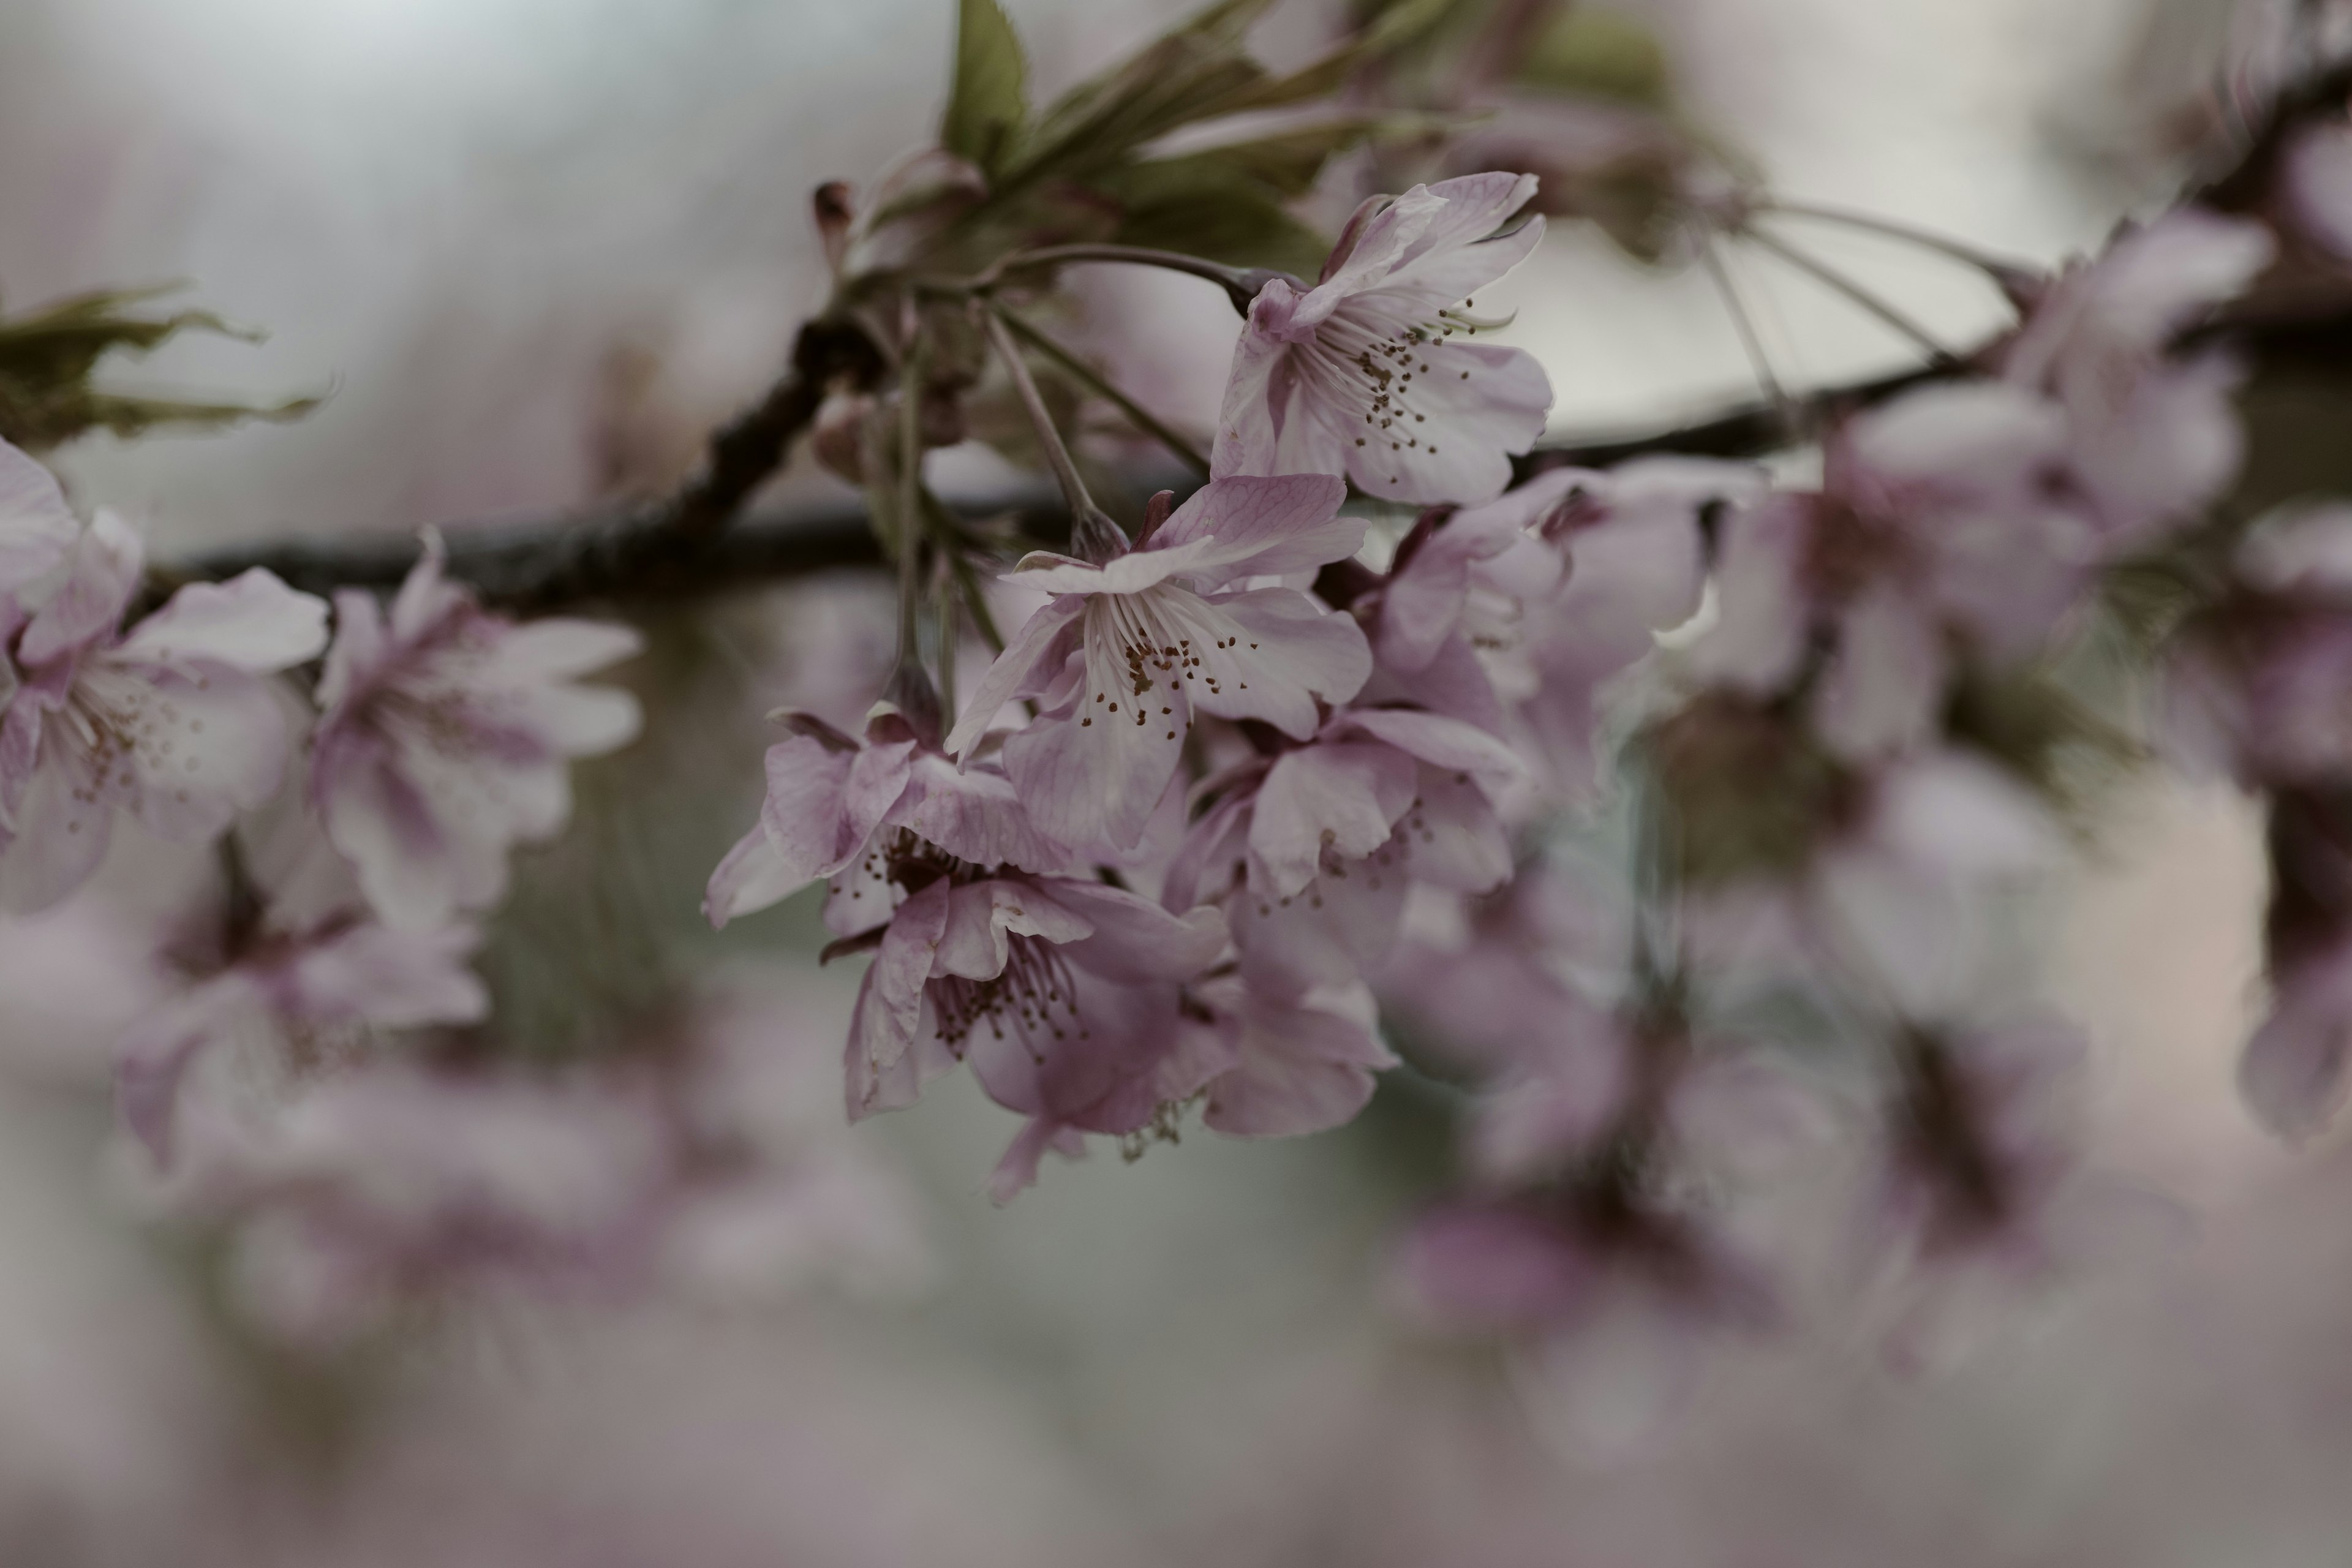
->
[116, 569, 330, 673]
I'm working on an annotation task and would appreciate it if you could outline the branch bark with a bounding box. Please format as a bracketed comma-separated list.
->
[152, 293, 2352, 612]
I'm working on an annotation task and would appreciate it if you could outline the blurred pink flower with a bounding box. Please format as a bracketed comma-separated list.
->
[311, 534, 642, 929]
[2002, 207, 2274, 545]
[1214, 173, 1553, 505]
[0, 510, 327, 911]
[2241, 930, 2352, 1141]
[116, 915, 489, 1164]
[1520, 459, 1750, 789]
[945, 474, 1370, 850]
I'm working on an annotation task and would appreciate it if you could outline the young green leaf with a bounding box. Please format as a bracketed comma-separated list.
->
[940, 0, 1030, 176]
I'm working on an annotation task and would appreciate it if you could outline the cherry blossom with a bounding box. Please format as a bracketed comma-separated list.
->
[2000, 206, 2274, 545]
[311, 534, 643, 930]
[705, 697, 1064, 929]
[1166, 705, 1524, 1003]
[944, 474, 1371, 850]
[116, 915, 491, 1164]
[0, 511, 328, 911]
[1214, 172, 1554, 506]
[832, 859, 1226, 1124]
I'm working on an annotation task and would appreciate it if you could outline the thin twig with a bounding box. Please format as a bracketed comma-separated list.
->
[1738, 225, 1959, 364]
[1755, 197, 2040, 284]
[150, 291, 2352, 608]
[1695, 227, 1796, 427]
[992, 307, 1212, 477]
[971, 244, 1280, 312]
[979, 307, 1128, 562]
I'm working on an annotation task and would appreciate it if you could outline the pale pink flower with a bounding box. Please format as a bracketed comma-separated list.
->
[1189, 974, 1396, 1138]
[192, 1061, 673, 1344]
[1214, 173, 1553, 506]
[944, 475, 1371, 850]
[311, 534, 642, 929]
[2163, 507, 2352, 785]
[1518, 459, 1754, 788]
[0, 511, 328, 911]
[706, 699, 1063, 928]
[2002, 207, 2274, 545]
[1861, 1014, 2176, 1373]
[2285, 120, 2352, 259]
[1692, 384, 2092, 763]
[0, 439, 82, 615]
[2240, 929, 2352, 1141]
[116, 915, 490, 1164]
[1166, 706, 1524, 1000]
[835, 862, 1227, 1123]
[969, 971, 1235, 1203]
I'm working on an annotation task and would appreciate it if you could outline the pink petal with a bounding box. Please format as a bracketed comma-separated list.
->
[1148, 474, 1359, 582]
[1034, 877, 1227, 982]
[704, 822, 804, 927]
[1249, 742, 1417, 898]
[0, 440, 83, 592]
[116, 569, 329, 673]
[943, 594, 1084, 756]
[892, 753, 1068, 872]
[1204, 989, 1396, 1136]
[1189, 587, 1373, 737]
[18, 509, 142, 668]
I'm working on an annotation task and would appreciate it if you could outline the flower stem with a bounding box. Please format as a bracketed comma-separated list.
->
[1738, 226, 1960, 366]
[1755, 198, 2041, 289]
[1694, 226, 1796, 432]
[979, 307, 1128, 562]
[974, 245, 1281, 315]
[992, 307, 1211, 477]
[895, 336, 927, 669]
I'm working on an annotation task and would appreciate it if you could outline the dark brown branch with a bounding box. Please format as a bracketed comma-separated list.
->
[154, 292, 2352, 612]
[143, 314, 884, 616]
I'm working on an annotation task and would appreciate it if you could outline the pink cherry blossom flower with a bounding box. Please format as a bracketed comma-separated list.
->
[968, 970, 1235, 1203]
[834, 859, 1227, 1123]
[2239, 929, 2352, 1141]
[2164, 506, 2352, 785]
[187, 1060, 674, 1344]
[1166, 706, 1525, 1001]
[943, 475, 1371, 850]
[1861, 1014, 2174, 1373]
[1215, 172, 1554, 505]
[0, 439, 82, 613]
[1691, 385, 2093, 763]
[116, 914, 491, 1164]
[1518, 459, 1754, 789]
[2285, 120, 2352, 259]
[705, 699, 1064, 929]
[311, 534, 643, 929]
[1189, 973, 1396, 1138]
[0, 511, 328, 911]
[2001, 206, 2274, 545]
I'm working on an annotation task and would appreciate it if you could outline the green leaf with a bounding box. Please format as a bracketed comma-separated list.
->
[0, 287, 318, 451]
[940, 0, 1030, 176]
[1517, 9, 1672, 108]
[1211, 0, 1455, 117]
[1007, 0, 1281, 181]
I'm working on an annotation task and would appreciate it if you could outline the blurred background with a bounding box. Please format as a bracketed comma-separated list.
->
[1, 0, 2346, 1562]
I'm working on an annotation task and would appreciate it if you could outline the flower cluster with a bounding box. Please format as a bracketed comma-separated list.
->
[10, 0, 2352, 1394]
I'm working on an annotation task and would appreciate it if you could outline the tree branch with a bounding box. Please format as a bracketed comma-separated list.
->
[153, 293, 2352, 612]
[143, 42, 2352, 616]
